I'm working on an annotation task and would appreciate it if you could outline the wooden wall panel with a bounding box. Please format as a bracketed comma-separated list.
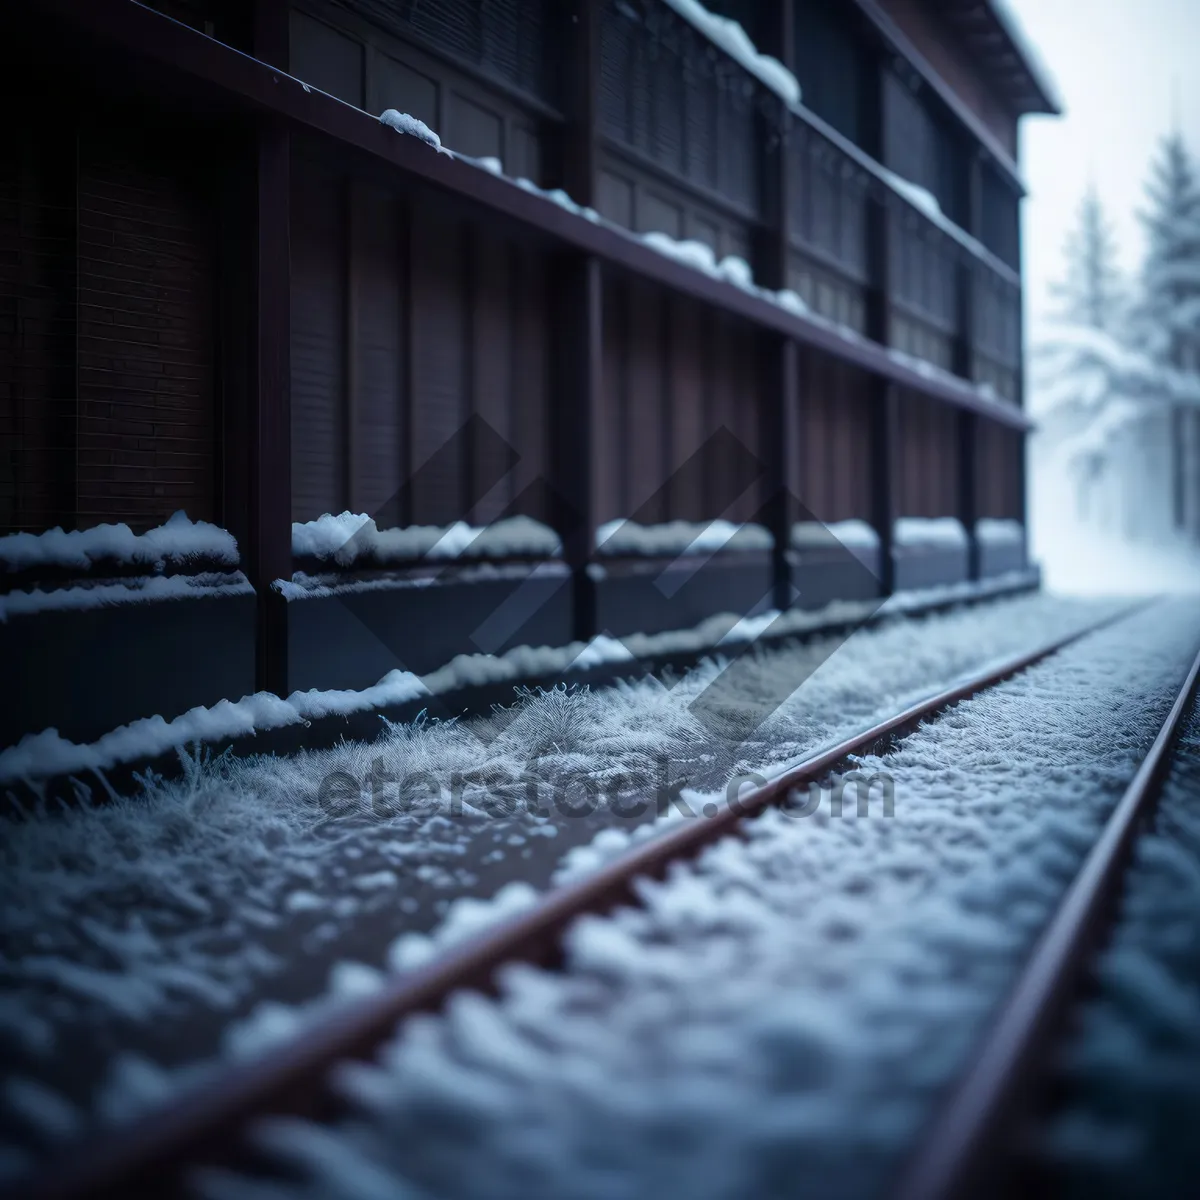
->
[727, 318, 761, 522]
[874, 0, 1019, 157]
[976, 420, 1022, 519]
[626, 280, 666, 522]
[596, 274, 628, 524]
[0, 114, 76, 534]
[794, 351, 872, 524]
[289, 9, 365, 108]
[76, 127, 216, 531]
[897, 388, 959, 516]
[798, 353, 833, 520]
[290, 167, 345, 523]
[510, 245, 550, 523]
[408, 205, 467, 526]
[350, 183, 404, 525]
[667, 295, 705, 522]
[471, 231, 512, 524]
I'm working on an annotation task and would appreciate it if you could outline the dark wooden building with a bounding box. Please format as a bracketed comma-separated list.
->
[0, 0, 1059, 749]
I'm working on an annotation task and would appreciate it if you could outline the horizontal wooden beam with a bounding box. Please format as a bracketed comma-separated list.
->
[27, 0, 1031, 432]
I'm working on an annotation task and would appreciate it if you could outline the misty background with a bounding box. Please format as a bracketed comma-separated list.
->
[1006, 0, 1200, 593]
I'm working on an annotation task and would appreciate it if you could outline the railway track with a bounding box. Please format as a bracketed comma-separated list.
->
[21, 599, 1199, 1200]
[891, 633, 1200, 1200]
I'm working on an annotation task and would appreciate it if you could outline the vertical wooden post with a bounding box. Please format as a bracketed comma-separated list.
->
[344, 178, 359, 515]
[554, 254, 602, 642]
[871, 382, 898, 597]
[249, 0, 291, 696]
[862, 52, 898, 596]
[562, 0, 599, 207]
[958, 410, 979, 581]
[762, 334, 798, 612]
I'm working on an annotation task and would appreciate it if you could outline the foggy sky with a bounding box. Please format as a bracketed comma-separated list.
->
[1006, 0, 1200, 328]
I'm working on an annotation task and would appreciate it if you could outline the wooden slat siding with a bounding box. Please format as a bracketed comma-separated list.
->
[626, 278, 666, 523]
[511, 243, 550, 523]
[899, 390, 960, 517]
[289, 165, 344, 522]
[731, 318, 762, 522]
[407, 204, 467, 525]
[667, 294, 705, 522]
[958, 408, 978, 578]
[871, 379, 899, 595]
[562, 0, 600, 207]
[795, 349, 823, 520]
[470, 227, 512, 524]
[0, 111, 77, 534]
[597, 271, 627, 523]
[76, 126, 215, 530]
[254, 114, 292, 696]
[339, 0, 557, 107]
[761, 333, 797, 611]
[350, 181, 404, 527]
[289, 8, 364, 108]
[707, 309, 738, 521]
[344, 179, 359, 513]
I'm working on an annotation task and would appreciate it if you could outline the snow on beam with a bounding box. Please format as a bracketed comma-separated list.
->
[0, 512, 239, 575]
[291, 514, 564, 566]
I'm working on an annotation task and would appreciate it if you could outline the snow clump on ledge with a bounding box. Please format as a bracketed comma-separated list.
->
[0, 511, 238, 574]
[661, 0, 800, 106]
[595, 519, 773, 556]
[0, 572, 252, 625]
[379, 109, 447, 154]
[894, 517, 969, 548]
[975, 518, 1024, 547]
[640, 232, 754, 289]
[292, 513, 563, 565]
[791, 519, 880, 551]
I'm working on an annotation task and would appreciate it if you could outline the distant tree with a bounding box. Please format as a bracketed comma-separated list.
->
[1132, 131, 1200, 363]
[1049, 183, 1125, 334]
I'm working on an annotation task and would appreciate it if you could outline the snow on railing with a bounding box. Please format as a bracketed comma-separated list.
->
[791, 519, 881, 551]
[0, 512, 239, 575]
[659, 0, 800, 106]
[975, 518, 1025, 547]
[894, 517, 970, 549]
[292, 513, 563, 566]
[380, 109, 449, 154]
[650, 0, 1012, 277]
[594, 519, 773, 556]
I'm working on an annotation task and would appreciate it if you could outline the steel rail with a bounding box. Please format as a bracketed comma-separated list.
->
[27, 600, 1149, 1200]
[890, 638, 1200, 1200]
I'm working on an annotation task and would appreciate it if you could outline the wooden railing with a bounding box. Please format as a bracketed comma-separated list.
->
[597, 0, 1023, 403]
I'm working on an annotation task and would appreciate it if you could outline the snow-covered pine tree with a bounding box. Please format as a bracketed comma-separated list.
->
[1133, 131, 1200, 359]
[1049, 182, 1125, 334]
[1031, 184, 1132, 526]
[1133, 132, 1200, 537]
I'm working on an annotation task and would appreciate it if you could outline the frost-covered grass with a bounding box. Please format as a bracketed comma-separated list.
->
[1034, 695, 1200, 1198]
[0, 593, 1128, 1167]
[191, 600, 1200, 1200]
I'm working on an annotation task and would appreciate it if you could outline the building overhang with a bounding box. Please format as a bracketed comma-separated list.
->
[929, 0, 1064, 117]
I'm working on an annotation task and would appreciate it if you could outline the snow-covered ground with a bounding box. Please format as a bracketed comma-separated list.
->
[0, 592, 1124, 1171]
[1031, 428, 1200, 595]
[1035, 692, 1200, 1197]
[191, 599, 1200, 1200]
[1032, 502, 1200, 594]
